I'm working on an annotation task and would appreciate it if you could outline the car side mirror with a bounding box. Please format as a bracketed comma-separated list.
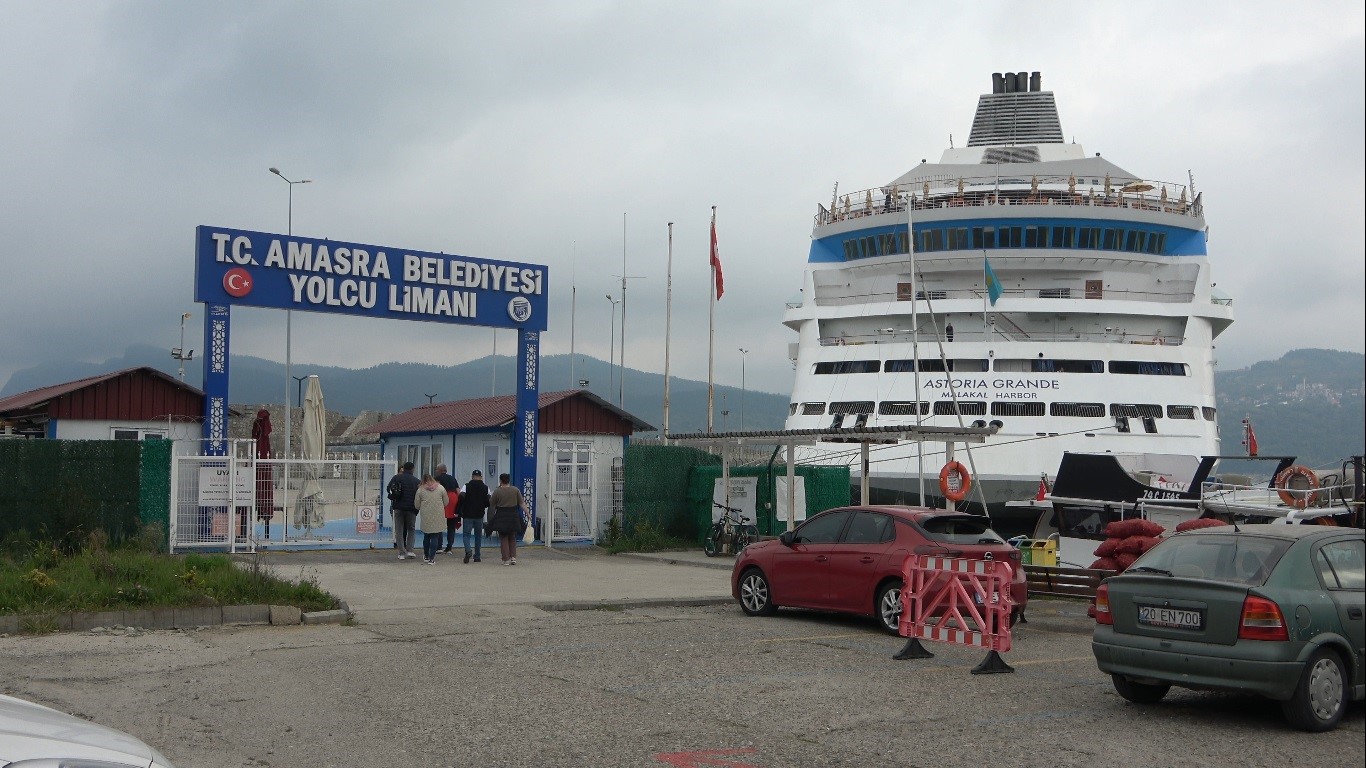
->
[779, 531, 796, 547]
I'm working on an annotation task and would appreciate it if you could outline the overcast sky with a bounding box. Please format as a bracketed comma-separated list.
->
[2, 2, 1362, 399]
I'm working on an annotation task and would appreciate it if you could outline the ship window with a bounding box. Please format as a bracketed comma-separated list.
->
[991, 402, 1045, 416]
[1050, 402, 1106, 417]
[1078, 227, 1101, 249]
[879, 401, 929, 416]
[915, 290, 948, 301]
[1021, 358, 1104, 373]
[1167, 405, 1198, 420]
[1051, 226, 1075, 248]
[1110, 403, 1163, 419]
[801, 402, 827, 416]
[814, 360, 880, 374]
[788, 403, 798, 416]
[948, 228, 970, 250]
[1109, 361, 1188, 376]
[934, 401, 987, 416]
[1024, 226, 1044, 248]
[972, 226, 997, 249]
[1103, 228, 1120, 249]
[1125, 230, 1141, 252]
[1038, 288, 1071, 299]
[843, 241, 858, 260]
[999, 226, 1022, 248]
[951, 358, 989, 372]
[1148, 233, 1166, 254]
[829, 401, 875, 415]
[1202, 406, 1217, 421]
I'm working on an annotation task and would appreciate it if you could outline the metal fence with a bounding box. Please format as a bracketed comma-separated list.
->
[170, 441, 394, 553]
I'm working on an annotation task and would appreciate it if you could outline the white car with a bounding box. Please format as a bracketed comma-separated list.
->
[0, 693, 176, 767]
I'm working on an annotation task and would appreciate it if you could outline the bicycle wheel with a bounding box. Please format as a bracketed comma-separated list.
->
[703, 525, 721, 557]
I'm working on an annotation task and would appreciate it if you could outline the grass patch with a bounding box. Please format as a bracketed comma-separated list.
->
[604, 522, 696, 555]
[0, 528, 338, 618]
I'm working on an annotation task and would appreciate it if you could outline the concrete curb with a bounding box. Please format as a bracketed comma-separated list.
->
[0, 601, 354, 636]
[535, 596, 733, 612]
[614, 552, 735, 571]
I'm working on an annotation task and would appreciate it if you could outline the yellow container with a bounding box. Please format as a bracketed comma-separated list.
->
[1027, 539, 1058, 567]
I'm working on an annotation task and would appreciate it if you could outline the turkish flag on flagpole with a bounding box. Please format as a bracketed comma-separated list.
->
[1247, 422, 1259, 456]
[710, 216, 724, 299]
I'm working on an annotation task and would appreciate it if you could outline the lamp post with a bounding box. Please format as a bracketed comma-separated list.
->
[605, 294, 620, 396]
[738, 348, 749, 430]
[292, 375, 308, 455]
[269, 167, 311, 457]
[172, 312, 194, 381]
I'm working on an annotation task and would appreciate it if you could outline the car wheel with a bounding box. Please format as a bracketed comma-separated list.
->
[1282, 648, 1347, 732]
[1111, 674, 1170, 704]
[737, 568, 778, 616]
[875, 580, 903, 635]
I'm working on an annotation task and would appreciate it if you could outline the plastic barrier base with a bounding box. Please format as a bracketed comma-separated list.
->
[970, 649, 1015, 675]
[892, 637, 936, 660]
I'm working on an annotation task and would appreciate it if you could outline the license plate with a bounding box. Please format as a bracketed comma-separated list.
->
[1138, 605, 1204, 630]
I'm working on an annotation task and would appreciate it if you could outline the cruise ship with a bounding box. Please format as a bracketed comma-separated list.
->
[782, 72, 1231, 532]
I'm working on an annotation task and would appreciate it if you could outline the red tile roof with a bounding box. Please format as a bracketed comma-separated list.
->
[365, 389, 651, 434]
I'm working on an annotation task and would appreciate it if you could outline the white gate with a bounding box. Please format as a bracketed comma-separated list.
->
[170, 441, 395, 553]
[546, 440, 597, 542]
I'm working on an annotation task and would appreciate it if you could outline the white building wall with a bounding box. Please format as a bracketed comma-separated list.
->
[53, 418, 201, 443]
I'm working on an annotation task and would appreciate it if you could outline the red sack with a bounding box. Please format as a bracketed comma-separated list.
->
[1104, 520, 1136, 539]
[1114, 552, 1138, 571]
[1137, 536, 1161, 553]
[1093, 539, 1119, 557]
[1132, 519, 1165, 538]
[1115, 535, 1150, 555]
[1175, 518, 1229, 532]
[1089, 557, 1119, 571]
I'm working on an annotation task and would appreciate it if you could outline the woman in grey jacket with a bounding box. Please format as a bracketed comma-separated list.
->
[414, 474, 448, 564]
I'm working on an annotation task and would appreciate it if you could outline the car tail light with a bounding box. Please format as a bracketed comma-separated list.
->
[1239, 595, 1288, 641]
[1094, 584, 1112, 625]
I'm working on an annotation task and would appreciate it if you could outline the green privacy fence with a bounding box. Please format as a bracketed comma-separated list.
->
[622, 444, 851, 543]
[0, 439, 172, 547]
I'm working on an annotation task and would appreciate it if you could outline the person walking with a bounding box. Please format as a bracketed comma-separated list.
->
[414, 473, 447, 565]
[435, 463, 461, 554]
[387, 461, 421, 560]
[487, 472, 528, 565]
[458, 469, 491, 563]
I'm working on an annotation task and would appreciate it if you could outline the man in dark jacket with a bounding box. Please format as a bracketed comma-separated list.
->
[387, 462, 421, 560]
[435, 463, 461, 554]
[458, 469, 491, 563]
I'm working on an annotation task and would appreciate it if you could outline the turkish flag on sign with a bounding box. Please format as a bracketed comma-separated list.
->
[710, 216, 724, 299]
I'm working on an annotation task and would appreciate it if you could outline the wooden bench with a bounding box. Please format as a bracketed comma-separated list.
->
[1024, 564, 1116, 600]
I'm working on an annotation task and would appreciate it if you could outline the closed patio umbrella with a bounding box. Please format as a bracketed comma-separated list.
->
[296, 375, 327, 534]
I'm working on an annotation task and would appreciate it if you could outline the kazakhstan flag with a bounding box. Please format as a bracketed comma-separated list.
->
[985, 257, 1003, 305]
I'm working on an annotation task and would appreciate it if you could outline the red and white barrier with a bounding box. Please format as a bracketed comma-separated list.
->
[894, 554, 1015, 673]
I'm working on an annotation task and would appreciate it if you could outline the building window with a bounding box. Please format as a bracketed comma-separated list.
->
[554, 440, 592, 494]
[111, 428, 168, 441]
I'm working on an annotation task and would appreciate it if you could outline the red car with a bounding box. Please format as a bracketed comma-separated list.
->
[730, 505, 1027, 634]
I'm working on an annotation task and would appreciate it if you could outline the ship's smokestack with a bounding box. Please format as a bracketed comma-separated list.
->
[1015, 72, 1029, 92]
[1030, 71, 1041, 92]
[992, 72, 1005, 94]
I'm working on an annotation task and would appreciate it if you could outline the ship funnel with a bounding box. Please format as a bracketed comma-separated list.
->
[1030, 71, 1041, 92]
[1016, 72, 1029, 92]
[992, 72, 1005, 93]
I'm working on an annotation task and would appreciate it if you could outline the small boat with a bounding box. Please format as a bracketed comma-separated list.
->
[1017, 452, 1363, 567]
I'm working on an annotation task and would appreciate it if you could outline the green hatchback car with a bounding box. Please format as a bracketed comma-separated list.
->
[1092, 524, 1365, 731]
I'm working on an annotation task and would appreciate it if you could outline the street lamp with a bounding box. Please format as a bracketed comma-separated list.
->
[171, 312, 194, 382]
[269, 167, 310, 457]
[425, 393, 438, 404]
[605, 294, 620, 396]
[738, 348, 749, 429]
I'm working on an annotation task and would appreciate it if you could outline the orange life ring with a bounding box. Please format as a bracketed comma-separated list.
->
[1274, 465, 1320, 509]
[939, 461, 972, 502]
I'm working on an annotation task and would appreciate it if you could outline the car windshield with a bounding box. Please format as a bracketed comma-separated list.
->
[918, 515, 1004, 545]
[1132, 533, 1293, 585]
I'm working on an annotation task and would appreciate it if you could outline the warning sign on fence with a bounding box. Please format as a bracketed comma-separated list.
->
[356, 504, 378, 534]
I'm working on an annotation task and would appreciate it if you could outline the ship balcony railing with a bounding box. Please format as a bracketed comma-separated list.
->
[805, 285, 1200, 307]
[817, 329, 1187, 346]
[816, 177, 1201, 227]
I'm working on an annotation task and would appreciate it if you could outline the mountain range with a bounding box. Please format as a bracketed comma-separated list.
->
[3, 345, 1361, 468]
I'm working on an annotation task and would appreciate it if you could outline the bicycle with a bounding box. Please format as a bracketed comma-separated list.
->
[703, 501, 760, 557]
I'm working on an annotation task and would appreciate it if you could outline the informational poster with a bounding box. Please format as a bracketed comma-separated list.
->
[198, 465, 255, 506]
[712, 476, 758, 523]
[356, 504, 379, 534]
[774, 475, 808, 526]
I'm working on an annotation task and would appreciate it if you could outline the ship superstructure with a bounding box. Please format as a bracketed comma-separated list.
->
[782, 72, 1232, 528]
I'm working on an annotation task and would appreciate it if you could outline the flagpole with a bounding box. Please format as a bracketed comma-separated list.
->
[909, 202, 924, 505]
[619, 213, 627, 409]
[707, 206, 717, 434]
[663, 222, 674, 442]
